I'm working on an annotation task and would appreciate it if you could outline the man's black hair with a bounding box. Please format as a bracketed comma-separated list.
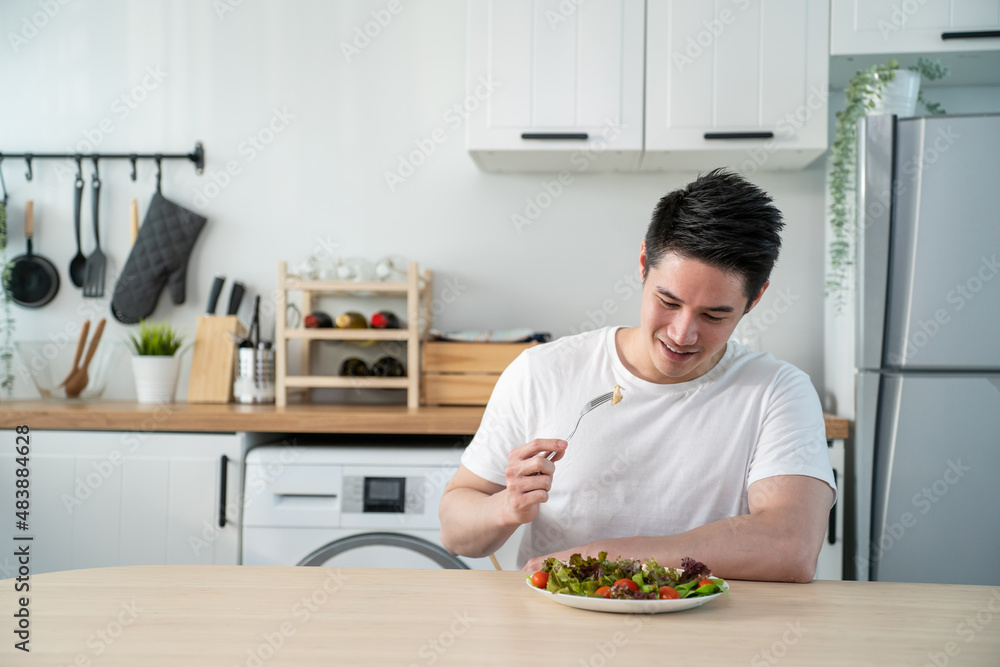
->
[644, 168, 785, 310]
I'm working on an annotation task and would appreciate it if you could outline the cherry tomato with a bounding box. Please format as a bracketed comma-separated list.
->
[595, 586, 611, 598]
[658, 586, 680, 600]
[699, 579, 714, 588]
[531, 571, 549, 589]
[613, 578, 639, 592]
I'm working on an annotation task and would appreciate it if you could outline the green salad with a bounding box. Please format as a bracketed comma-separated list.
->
[528, 553, 727, 600]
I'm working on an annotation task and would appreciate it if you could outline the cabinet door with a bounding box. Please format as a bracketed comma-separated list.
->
[466, 0, 645, 171]
[831, 0, 1000, 55]
[643, 0, 829, 171]
[0, 430, 242, 576]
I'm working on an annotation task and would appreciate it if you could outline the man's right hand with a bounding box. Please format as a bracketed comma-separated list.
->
[502, 438, 567, 525]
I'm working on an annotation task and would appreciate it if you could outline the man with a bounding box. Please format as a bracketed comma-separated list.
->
[439, 169, 836, 582]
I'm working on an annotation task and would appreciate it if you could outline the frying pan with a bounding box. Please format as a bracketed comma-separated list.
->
[7, 200, 60, 307]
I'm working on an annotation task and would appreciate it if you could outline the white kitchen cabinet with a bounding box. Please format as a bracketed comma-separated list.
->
[831, 0, 1000, 55]
[815, 437, 845, 580]
[0, 430, 244, 577]
[466, 0, 646, 172]
[643, 0, 830, 171]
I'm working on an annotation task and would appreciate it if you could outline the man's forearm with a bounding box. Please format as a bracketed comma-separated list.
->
[438, 488, 520, 558]
[560, 513, 822, 583]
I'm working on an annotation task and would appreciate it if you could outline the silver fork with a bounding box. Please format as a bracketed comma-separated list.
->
[545, 389, 620, 460]
[491, 388, 623, 571]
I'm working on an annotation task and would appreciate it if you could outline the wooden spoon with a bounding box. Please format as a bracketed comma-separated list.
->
[58, 320, 91, 389]
[64, 318, 106, 398]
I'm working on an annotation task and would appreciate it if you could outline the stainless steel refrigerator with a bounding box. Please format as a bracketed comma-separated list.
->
[854, 112, 1000, 585]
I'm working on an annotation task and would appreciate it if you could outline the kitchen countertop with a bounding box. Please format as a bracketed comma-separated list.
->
[0, 400, 851, 438]
[2, 565, 996, 665]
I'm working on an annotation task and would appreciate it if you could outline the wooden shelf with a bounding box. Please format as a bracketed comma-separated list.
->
[283, 278, 411, 295]
[283, 376, 409, 389]
[283, 329, 410, 341]
[276, 261, 431, 409]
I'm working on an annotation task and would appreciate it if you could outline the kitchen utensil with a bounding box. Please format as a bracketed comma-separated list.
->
[233, 346, 275, 404]
[68, 172, 87, 288]
[110, 191, 208, 324]
[58, 320, 91, 388]
[7, 201, 61, 308]
[487, 386, 625, 568]
[83, 168, 106, 297]
[129, 199, 139, 246]
[188, 275, 246, 404]
[14, 339, 126, 401]
[226, 281, 245, 315]
[63, 318, 106, 398]
[206, 275, 225, 314]
[555, 386, 623, 450]
[249, 295, 261, 347]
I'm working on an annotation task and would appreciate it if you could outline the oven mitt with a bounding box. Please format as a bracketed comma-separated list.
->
[111, 192, 207, 324]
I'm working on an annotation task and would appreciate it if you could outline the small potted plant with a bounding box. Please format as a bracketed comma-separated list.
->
[126, 320, 186, 403]
[827, 57, 948, 309]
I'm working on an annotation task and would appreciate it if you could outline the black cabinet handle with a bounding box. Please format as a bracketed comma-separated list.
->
[942, 30, 1000, 40]
[521, 132, 589, 140]
[828, 469, 838, 545]
[704, 131, 774, 140]
[218, 454, 229, 528]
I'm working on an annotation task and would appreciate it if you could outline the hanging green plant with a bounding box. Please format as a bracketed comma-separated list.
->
[827, 57, 949, 311]
[0, 200, 14, 398]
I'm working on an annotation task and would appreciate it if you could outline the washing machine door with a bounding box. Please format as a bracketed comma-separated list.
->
[297, 532, 469, 569]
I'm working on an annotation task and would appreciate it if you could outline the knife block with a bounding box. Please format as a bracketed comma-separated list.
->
[187, 315, 246, 403]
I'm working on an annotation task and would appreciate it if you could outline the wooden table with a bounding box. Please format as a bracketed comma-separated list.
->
[2, 566, 997, 666]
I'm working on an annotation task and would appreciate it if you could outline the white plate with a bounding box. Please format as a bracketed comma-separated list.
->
[525, 577, 728, 614]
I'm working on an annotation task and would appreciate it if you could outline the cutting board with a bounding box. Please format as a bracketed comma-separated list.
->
[187, 315, 246, 403]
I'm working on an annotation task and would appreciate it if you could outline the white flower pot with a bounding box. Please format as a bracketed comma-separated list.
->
[131, 355, 181, 404]
[870, 69, 921, 118]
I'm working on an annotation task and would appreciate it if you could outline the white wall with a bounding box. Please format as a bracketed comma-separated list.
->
[0, 0, 829, 402]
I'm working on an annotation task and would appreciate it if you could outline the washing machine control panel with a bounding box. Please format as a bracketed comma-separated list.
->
[342, 476, 427, 515]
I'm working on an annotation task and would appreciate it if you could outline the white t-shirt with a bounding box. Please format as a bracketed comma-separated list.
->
[461, 326, 837, 568]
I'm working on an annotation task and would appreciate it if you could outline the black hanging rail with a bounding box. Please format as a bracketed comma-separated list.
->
[0, 142, 204, 181]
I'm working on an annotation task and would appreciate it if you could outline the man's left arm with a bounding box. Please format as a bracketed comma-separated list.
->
[521, 473, 834, 582]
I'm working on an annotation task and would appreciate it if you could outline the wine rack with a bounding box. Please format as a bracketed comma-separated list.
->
[275, 261, 433, 408]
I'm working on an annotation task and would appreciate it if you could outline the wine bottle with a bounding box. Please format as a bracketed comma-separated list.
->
[335, 311, 369, 329]
[304, 311, 334, 328]
[371, 356, 405, 377]
[370, 311, 401, 329]
[339, 357, 370, 376]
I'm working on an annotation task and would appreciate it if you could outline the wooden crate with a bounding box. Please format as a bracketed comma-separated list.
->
[420, 341, 536, 406]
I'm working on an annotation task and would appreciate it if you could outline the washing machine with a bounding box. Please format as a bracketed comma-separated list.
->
[241, 439, 522, 570]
